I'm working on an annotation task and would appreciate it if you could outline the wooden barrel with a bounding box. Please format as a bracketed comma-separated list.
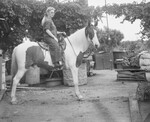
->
[63, 63, 87, 86]
[25, 66, 40, 85]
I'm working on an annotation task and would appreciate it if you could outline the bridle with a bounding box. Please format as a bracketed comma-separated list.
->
[83, 26, 98, 58]
[66, 26, 98, 58]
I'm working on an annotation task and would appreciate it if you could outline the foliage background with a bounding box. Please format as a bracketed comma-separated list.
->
[2, 0, 150, 55]
[100, 1, 150, 52]
[0, 0, 125, 54]
[0, 0, 99, 52]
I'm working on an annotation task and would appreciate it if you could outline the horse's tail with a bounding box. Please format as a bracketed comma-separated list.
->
[11, 47, 18, 80]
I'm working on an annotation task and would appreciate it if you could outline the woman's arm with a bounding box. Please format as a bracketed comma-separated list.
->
[57, 31, 63, 34]
[46, 29, 58, 42]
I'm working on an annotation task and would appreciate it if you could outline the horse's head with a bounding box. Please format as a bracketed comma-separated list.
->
[85, 21, 100, 49]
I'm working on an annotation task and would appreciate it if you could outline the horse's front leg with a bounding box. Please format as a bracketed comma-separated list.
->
[11, 69, 26, 104]
[70, 67, 83, 100]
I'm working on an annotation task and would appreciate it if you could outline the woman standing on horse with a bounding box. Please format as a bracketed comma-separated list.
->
[41, 6, 63, 69]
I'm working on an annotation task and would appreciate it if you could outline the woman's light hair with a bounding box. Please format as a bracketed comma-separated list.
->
[46, 7, 55, 14]
[41, 6, 55, 26]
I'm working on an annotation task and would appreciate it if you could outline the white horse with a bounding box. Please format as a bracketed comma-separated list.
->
[10, 23, 100, 104]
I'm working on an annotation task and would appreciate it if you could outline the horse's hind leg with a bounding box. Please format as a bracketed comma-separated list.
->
[11, 69, 27, 104]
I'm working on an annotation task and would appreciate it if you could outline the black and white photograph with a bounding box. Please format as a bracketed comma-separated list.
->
[0, 0, 150, 122]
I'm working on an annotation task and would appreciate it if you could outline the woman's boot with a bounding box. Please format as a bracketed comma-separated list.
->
[53, 62, 63, 70]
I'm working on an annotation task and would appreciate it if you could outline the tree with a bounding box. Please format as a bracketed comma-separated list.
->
[97, 27, 124, 52]
[120, 40, 146, 53]
[100, 2, 150, 40]
[0, 0, 101, 53]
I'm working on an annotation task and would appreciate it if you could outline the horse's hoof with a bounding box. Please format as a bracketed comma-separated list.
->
[11, 100, 18, 105]
[77, 95, 84, 101]
[78, 97, 84, 101]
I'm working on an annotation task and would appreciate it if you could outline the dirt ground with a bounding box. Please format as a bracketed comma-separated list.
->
[0, 70, 149, 122]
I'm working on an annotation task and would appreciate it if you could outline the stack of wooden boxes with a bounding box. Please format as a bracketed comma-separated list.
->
[116, 69, 146, 81]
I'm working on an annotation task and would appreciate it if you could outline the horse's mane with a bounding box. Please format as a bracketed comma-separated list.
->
[68, 28, 86, 43]
[66, 27, 89, 53]
[69, 28, 85, 38]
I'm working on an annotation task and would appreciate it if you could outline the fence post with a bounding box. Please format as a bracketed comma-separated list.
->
[0, 49, 2, 90]
[0, 49, 6, 101]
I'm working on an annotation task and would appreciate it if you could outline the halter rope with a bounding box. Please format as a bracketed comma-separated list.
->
[66, 36, 77, 57]
[66, 33, 97, 59]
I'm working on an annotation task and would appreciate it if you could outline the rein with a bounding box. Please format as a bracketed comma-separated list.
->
[66, 36, 77, 57]
[66, 35, 97, 59]
[83, 43, 97, 58]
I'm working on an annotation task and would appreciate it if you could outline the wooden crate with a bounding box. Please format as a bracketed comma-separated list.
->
[93, 53, 113, 70]
[116, 69, 146, 81]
